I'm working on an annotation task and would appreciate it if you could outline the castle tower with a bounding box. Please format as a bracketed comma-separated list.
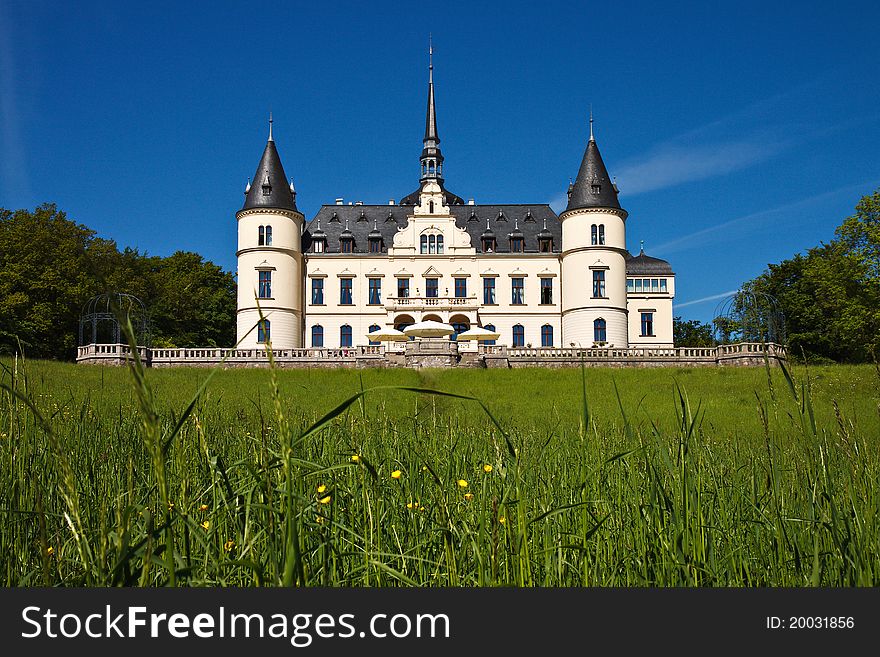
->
[236, 117, 304, 349]
[560, 117, 629, 347]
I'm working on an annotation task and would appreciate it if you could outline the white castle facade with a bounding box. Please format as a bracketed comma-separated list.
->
[235, 58, 675, 352]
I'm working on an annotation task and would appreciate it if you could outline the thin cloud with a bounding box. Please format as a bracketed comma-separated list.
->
[674, 290, 738, 310]
[615, 138, 787, 196]
[651, 180, 880, 256]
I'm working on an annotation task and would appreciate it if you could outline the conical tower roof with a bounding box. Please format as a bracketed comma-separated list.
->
[242, 117, 298, 212]
[566, 118, 621, 212]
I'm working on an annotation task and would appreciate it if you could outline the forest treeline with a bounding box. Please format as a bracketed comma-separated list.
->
[0, 204, 236, 360]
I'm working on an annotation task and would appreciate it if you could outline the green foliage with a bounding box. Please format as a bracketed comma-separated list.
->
[1, 360, 878, 587]
[745, 188, 880, 362]
[0, 205, 236, 358]
[673, 316, 714, 347]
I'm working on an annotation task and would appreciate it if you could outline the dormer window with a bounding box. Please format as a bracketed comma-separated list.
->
[482, 237, 496, 253]
[261, 177, 271, 196]
[539, 237, 553, 252]
[510, 237, 524, 253]
[369, 237, 382, 253]
[591, 183, 601, 195]
[313, 239, 325, 253]
[340, 236, 353, 253]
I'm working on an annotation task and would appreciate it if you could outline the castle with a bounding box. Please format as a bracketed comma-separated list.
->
[235, 53, 675, 353]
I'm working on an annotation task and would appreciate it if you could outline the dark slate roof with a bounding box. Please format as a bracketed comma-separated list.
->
[625, 250, 674, 275]
[566, 138, 621, 212]
[242, 138, 298, 212]
[399, 181, 465, 206]
[303, 204, 561, 254]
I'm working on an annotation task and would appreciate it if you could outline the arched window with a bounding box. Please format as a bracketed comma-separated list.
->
[368, 324, 381, 346]
[257, 319, 270, 344]
[436, 234, 444, 254]
[311, 325, 324, 348]
[541, 324, 553, 347]
[591, 224, 597, 245]
[340, 324, 353, 347]
[481, 324, 496, 346]
[265, 225, 273, 246]
[598, 224, 604, 245]
[450, 321, 468, 341]
[512, 324, 525, 347]
[429, 200, 434, 213]
[420, 234, 428, 254]
[594, 318, 607, 344]
[258, 225, 265, 246]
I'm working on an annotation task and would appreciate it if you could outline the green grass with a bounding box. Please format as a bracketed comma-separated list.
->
[1, 356, 878, 586]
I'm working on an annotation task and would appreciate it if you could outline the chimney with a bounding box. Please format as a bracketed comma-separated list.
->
[467, 198, 475, 205]
[388, 199, 395, 205]
[335, 198, 344, 205]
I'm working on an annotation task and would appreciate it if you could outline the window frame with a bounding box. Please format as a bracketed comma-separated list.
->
[311, 278, 324, 305]
[311, 324, 324, 347]
[592, 270, 606, 298]
[368, 278, 382, 305]
[258, 270, 272, 299]
[541, 324, 553, 347]
[511, 277, 525, 305]
[339, 278, 353, 305]
[340, 324, 353, 348]
[483, 277, 496, 305]
[512, 324, 525, 347]
[540, 278, 553, 305]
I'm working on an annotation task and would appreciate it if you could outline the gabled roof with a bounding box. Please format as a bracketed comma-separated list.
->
[303, 204, 561, 254]
[242, 133, 298, 213]
[566, 136, 621, 212]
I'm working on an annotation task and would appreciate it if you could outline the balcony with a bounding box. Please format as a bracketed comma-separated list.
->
[384, 295, 479, 311]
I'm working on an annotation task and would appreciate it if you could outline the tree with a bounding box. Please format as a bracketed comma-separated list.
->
[0, 205, 237, 359]
[744, 188, 880, 362]
[673, 316, 715, 347]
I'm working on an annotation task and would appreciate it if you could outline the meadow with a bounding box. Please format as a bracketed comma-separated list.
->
[1, 356, 878, 586]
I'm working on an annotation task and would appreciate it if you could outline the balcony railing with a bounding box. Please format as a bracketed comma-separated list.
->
[384, 295, 479, 311]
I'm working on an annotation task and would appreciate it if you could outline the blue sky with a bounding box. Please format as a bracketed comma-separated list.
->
[2, 0, 879, 324]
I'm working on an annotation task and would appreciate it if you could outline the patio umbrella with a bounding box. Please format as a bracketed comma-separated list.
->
[403, 320, 455, 338]
[365, 327, 409, 342]
[455, 326, 502, 341]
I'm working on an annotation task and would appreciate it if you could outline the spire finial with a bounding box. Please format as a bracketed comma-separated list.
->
[543, 216, 547, 230]
[589, 105, 594, 142]
[429, 34, 433, 83]
[245, 177, 251, 194]
[268, 112, 274, 142]
[640, 239, 644, 254]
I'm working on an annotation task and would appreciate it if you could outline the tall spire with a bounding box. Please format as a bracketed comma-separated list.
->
[422, 36, 441, 160]
[589, 106, 594, 142]
[268, 112, 274, 142]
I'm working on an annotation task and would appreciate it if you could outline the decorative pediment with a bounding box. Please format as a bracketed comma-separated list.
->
[422, 265, 443, 278]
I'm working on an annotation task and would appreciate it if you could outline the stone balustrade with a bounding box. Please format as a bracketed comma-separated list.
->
[76, 342, 786, 369]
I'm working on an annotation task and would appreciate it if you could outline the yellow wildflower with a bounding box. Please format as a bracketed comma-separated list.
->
[391, 470, 402, 479]
[464, 493, 474, 501]
[406, 501, 420, 510]
[499, 516, 506, 524]
[351, 454, 360, 463]
[317, 484, 327, 494]
[316, 515, 324, 524]
[319, 495, 332, 504]
[46, 546, 54, 556]
[199, 504, 209, 512]
[201, 521, 210, 530]
[483, 464, 493, 473]
[224, 540, 235, 552]
[457, 479, 468, 488]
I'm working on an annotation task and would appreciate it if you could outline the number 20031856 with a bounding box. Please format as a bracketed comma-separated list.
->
[766, 616, 854, 629]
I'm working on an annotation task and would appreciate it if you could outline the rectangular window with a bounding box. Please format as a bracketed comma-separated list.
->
[510, 238, 523, 252]
[511, 277, 524, 305]
[627, 279, 634, 293]
[258, 270, 272, 299]
[660, 279, 668, 293]
[311, 278, 324, 305]
[369, 239, 381, 253]
[339, 278, 353, 305]
[483, 277, 496, 304]
[425, 278, 438, 298]
[592, 270, 605, 298]
[651, 279, 659, 292]
[540, 278, 553, 305]
[313, 240, 324, 253]
[634, 279, 643, 293]
[368, 278, 381, 305]
[539, 238, 552, 253]
[643, 279, 650, 291]
[641, 312, 654, 337]
[454, 278, 467, 298]
[398, 278, 409, 298]
[341, 239, 352, 253]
